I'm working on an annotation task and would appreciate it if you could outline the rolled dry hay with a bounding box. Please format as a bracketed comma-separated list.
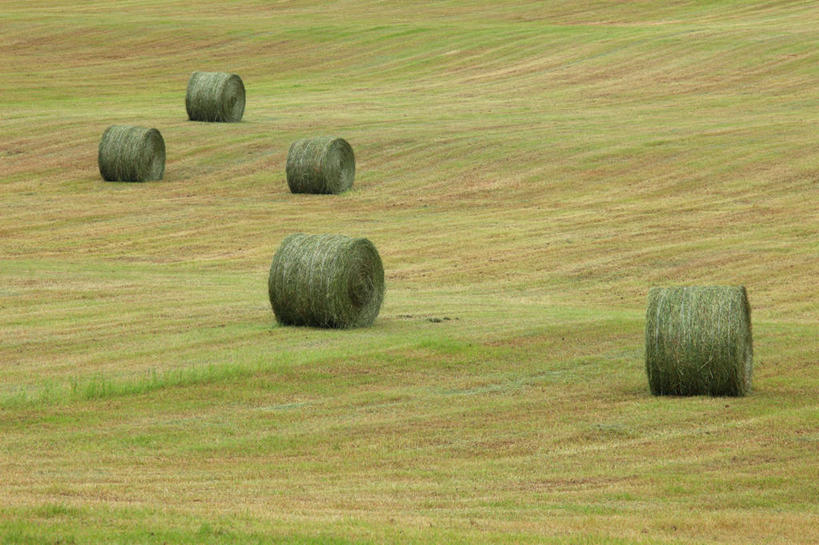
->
[645, 286, 753, 396]
[268, 234, 385, 328]
[185, 71, 245, 122]
[286, 136, 355, 194]
[98, 125, 165, 182]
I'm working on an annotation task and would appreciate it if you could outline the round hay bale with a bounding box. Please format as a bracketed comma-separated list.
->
[645, 286, 753, 396]
[98, 125, 165, 182]
[185, 71, 245, 122]
[268, 233, 384, 328]
[286, 136, 355, 194]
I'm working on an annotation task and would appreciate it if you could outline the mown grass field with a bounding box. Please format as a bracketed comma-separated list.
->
[1, 1, 817, 543]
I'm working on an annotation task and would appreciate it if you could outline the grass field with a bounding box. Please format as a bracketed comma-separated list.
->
[1, 1, 818, 543]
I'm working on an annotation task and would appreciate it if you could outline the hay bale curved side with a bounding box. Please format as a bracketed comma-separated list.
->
[98, 125, 165, 182]
[268, 234, 384, 328]
[185, 71, 245, 122]
[286, 136, 355, 194]
[645, 286, 753, 396]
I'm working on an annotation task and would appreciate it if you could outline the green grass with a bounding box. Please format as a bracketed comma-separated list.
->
[1, 1, 817, 544]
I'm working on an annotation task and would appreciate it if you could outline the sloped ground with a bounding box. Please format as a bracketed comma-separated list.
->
[0, 1, 816, 543]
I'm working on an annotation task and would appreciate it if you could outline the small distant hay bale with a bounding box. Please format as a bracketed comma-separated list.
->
[185, 71, 246, 122]
[645, 286, 753, 396]
[268, 233, 385, 328]
[286, 136, 355, 194]
[98, 125, 165, 182]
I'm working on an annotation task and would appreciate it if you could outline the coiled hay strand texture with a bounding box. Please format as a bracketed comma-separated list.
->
[98, 125, 165, 182]
[185, 71, 245, 122]
[645, 286, 753, 396]
[286, 136, 355, 194]
[268, 234, 385, 329]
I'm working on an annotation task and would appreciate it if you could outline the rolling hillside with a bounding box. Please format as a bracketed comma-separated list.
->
[1, 1, 817, 543]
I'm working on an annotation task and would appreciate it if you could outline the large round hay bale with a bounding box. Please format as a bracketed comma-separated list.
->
[98, 125, 165, 182]
[185, 71, 245, 122]
[645, 286, 753, 396]
[268, 234, 385, 328]
[285, 136, 355, 194]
